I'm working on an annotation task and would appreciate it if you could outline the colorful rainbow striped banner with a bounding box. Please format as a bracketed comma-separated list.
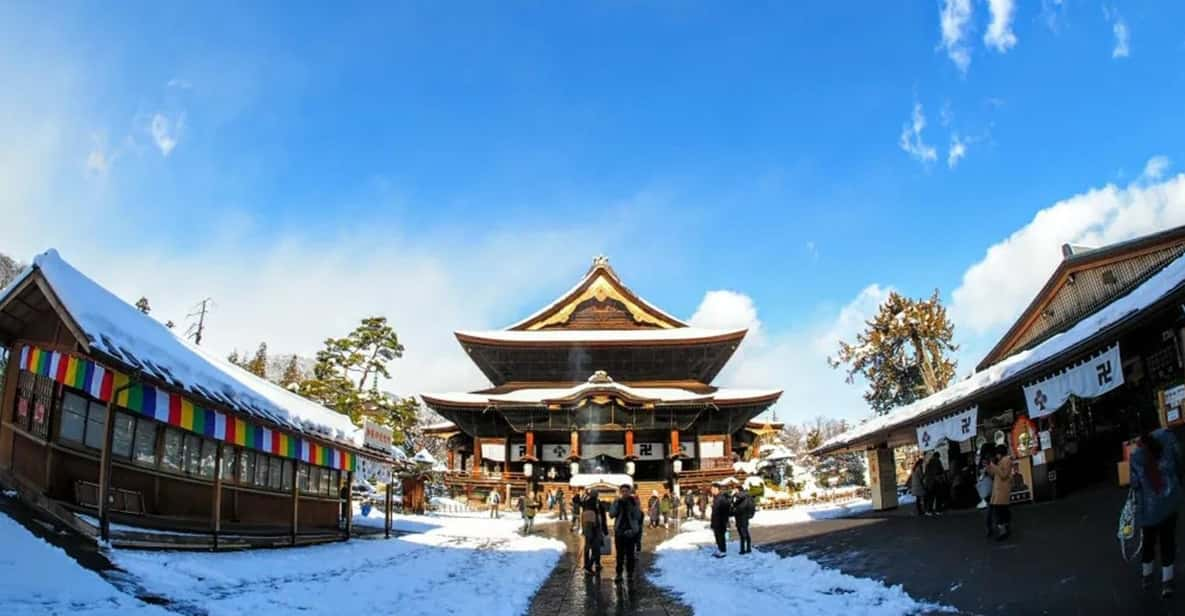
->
[17, 345, 357, 472]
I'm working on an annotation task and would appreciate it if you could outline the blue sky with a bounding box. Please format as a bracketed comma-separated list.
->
[3, 1, 1185, 424]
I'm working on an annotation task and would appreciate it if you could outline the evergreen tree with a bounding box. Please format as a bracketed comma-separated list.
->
[227, 350, 243, 367]
[830, 290, 958, 415]
[135, 297, 151, 314]
[0, 253, 22, 288]
[279, 355, 304, 389]
[245, 342, 268, 378]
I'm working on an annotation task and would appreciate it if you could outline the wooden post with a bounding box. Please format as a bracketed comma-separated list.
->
[290, 462, 300, 546]
[570, 430, 580, 458]
[724, 434, 733, 461]
[384, 466, 393, 539]
[447, 448, 456, 471]
[472, 437, 482, 477]
[0, 344, 20, 471]
[669, 429, 680, 458]
[212, 445, 223, 550]
[344, 470, 354, 540]
[97, 397, 119, 543]
[624, 429, 635, 458]
[525, 431, 535, 459]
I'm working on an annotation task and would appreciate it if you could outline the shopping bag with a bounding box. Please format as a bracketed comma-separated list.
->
[600, 534, 613, 555]
[1118, 488, 1142, 562]
[976, 474, 993, 500]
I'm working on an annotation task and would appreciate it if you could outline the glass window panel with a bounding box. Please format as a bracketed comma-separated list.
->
[221, 445, 236, 481]
[281, 459, 293, 492]
[83, 401, 107, 450]
[14, 372, 34, 428]
[239, 450, 255, 484]
[161, 429, 184, 472]
[184, 434, 202, 476]
[31, 375, 54, 437]
[111, 412, 135, 458]
[331, 470, 341, 497]
[268, 457, 282, 490]
[254, 453, 269, 487]
[308, 466, 320, 495]
[319, 468, 330, 496]
[58, 392, 87, 444]
[298, 463, 310, 493]
[199, 440, 217, 479]
[133, 419, 157, 467]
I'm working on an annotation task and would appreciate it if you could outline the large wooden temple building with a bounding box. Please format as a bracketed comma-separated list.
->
[423, 256, 782, 498]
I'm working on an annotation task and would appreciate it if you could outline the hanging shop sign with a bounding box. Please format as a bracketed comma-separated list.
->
[363, 419, 393, 453]
[480, 441, 507, 462]
[1023, 344, 1124, 419]
[18, 345, 358, 471]
[1011, 416, 1040, 458]
[698, 440, 725, 459]
[915, 406, 979, 452]
[541, 443, 571, 462]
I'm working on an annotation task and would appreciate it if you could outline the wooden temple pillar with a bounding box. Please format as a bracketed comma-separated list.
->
[212, 445, 223, 550]
[446, 448, 456, 471]
[472, 436, 483, 477]
[525, 430, 535, 460]
[343, 470, 354, 540]
[290, 461, 300, 546]
[624, 429, 635, 458]
[669, 429, 681, 458]
[724, 434, 733, 461]
[570, 430, 580, 458]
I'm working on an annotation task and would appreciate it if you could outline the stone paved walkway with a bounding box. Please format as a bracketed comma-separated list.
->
[526, 519, 692, 616]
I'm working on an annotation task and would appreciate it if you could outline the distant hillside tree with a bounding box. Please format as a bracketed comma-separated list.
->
[135, 297, 151, 314]
[245, 342, 268, 378]
[0, 253, 22, 288]
[279, 355, 305, 389]
[830, 290, 958, 415]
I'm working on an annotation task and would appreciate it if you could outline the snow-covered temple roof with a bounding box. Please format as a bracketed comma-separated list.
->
[3, 249, 360, 446]
[816, 247, 1185, 455]
[455, 326, 747, 345]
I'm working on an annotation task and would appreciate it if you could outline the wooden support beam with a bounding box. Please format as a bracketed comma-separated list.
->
[212, 445, 223, 550]
[669, 429, 681, 458]
[97, 398, 118, 542]
[525, 431, 535, 459]
[570, 430, 580, 459]
[290, 462, 300, 546]
[472, 437, 482, 477]
[344, 470, 354, 540]
[624, 429, 635, 458]
[384, 468, 393, 539]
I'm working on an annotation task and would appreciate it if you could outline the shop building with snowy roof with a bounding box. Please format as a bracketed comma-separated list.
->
[0, 250, 398, 547]
[421, 256, 782, 501]
[815, 224, 1185, 510]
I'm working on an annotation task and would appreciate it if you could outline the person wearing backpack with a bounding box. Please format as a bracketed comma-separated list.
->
[1131, 428, 1185, 598]
[487, 489, 501, 519]
[609, 483, 644, 583]
[732, 486, 756, 554]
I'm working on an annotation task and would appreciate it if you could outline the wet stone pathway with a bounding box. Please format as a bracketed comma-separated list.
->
[527, 520, 692, 616]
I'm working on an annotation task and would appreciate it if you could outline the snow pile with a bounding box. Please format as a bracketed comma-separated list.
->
[654, 501, 947, 615]
[27, 250, 359, 444]
[0, 512, 169, 614]
[820, 248, 1185, 453]
[112, 512, 564, 616]
[750, 499, 873, 527]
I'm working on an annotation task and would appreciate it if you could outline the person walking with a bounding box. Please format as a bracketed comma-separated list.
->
[557, 488, 568, 522]
[986, 444, 1014, 541]
[683, 490, 695, 520]
[977, 442, 996, 536]
[487, 489, 501, 519]
[570, 490, 582, 532]
[523, 491, 541, 534]
[580, 488, 608, 575]
[697, 490, 709, 520]
[907, 458, 927, 517]
[925, 451, 946, 516]
[647, 490, 661, 528]
[609, 484, 644, 584]
[710, 483, 732, 558]
[732, 485, 755, 554]
[660, 491, 673, 527]
[1131, 428, 1184, 598]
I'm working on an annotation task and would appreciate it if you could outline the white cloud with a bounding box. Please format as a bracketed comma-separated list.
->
[899, 102, 938, 165]
[167, 78, 192, 89]
[149, 112, 184, 156]
[947, 134, 968, 169]
[805, 240, 819, 261]
[86, 147, 110, 177]
[1105, 8, 1131, 59]
[939, 0, 974, 73]
[1143, 156, 1171, 182]
[1040, 0, 1066, 32]
[950, 162, 1185, 336]
[984, 0, 1018, 52]
[694, 285, 893, 425]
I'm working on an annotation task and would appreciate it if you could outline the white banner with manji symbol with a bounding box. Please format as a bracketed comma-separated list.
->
[915, 406, 979, 452]
[1023, 344, 1124, 420]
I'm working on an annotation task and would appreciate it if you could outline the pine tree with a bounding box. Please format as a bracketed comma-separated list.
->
[0, 253, 23, 288]
[135, 297, 151, 314]
[245, 342, 268, 378]
[279, 355, 304, 389]
[227, 350, 243, 366]
[830, 290, 958, 415]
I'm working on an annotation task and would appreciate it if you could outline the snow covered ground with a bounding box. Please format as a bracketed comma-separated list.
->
[653, 500, 951, 615]
[109, 512, 564, 615]
[0, 512, 170, 615]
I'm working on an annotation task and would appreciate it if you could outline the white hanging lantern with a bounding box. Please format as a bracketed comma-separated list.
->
[570, 461, 580, 476]
[672, 458, 683, 474]
[523, 461, 533, 478]
[625, 460, 636, 476]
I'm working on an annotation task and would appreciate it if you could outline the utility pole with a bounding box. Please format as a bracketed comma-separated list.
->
[186, 298, 212, 346]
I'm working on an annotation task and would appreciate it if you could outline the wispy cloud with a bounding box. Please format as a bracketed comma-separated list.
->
[1105, 7, 1130, 59]
[984, 0, 1018, 52]
[947, 134, 968, 169]
[1142, 155, 1171, 182]
[1040, 0, 1067, 32]
[899, 102, 937, 165]
[805, 240, 819, 262]
[167, 78, 192, 89]
[939, 0, 974, 73]
[150, 112, 184, 156]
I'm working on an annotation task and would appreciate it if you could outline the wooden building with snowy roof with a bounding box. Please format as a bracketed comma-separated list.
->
[0, 250, 397, 548]
[421, 256, 782, 499]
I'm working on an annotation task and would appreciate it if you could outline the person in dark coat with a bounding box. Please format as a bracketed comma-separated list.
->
[570, 491, 582, 532]
[683, 490, 696, 519]
[924, 452, 946, 515]
[732, 487, 755, 554]
[696, 491, 709, 520]
[907, 458, 927, 517]
[710, 483, 732, 558]
[609, 484, 644, 583]
[580, 488, 608, 575]
[557, 488, 568, 521]
[1131, 429, 1185, 598]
